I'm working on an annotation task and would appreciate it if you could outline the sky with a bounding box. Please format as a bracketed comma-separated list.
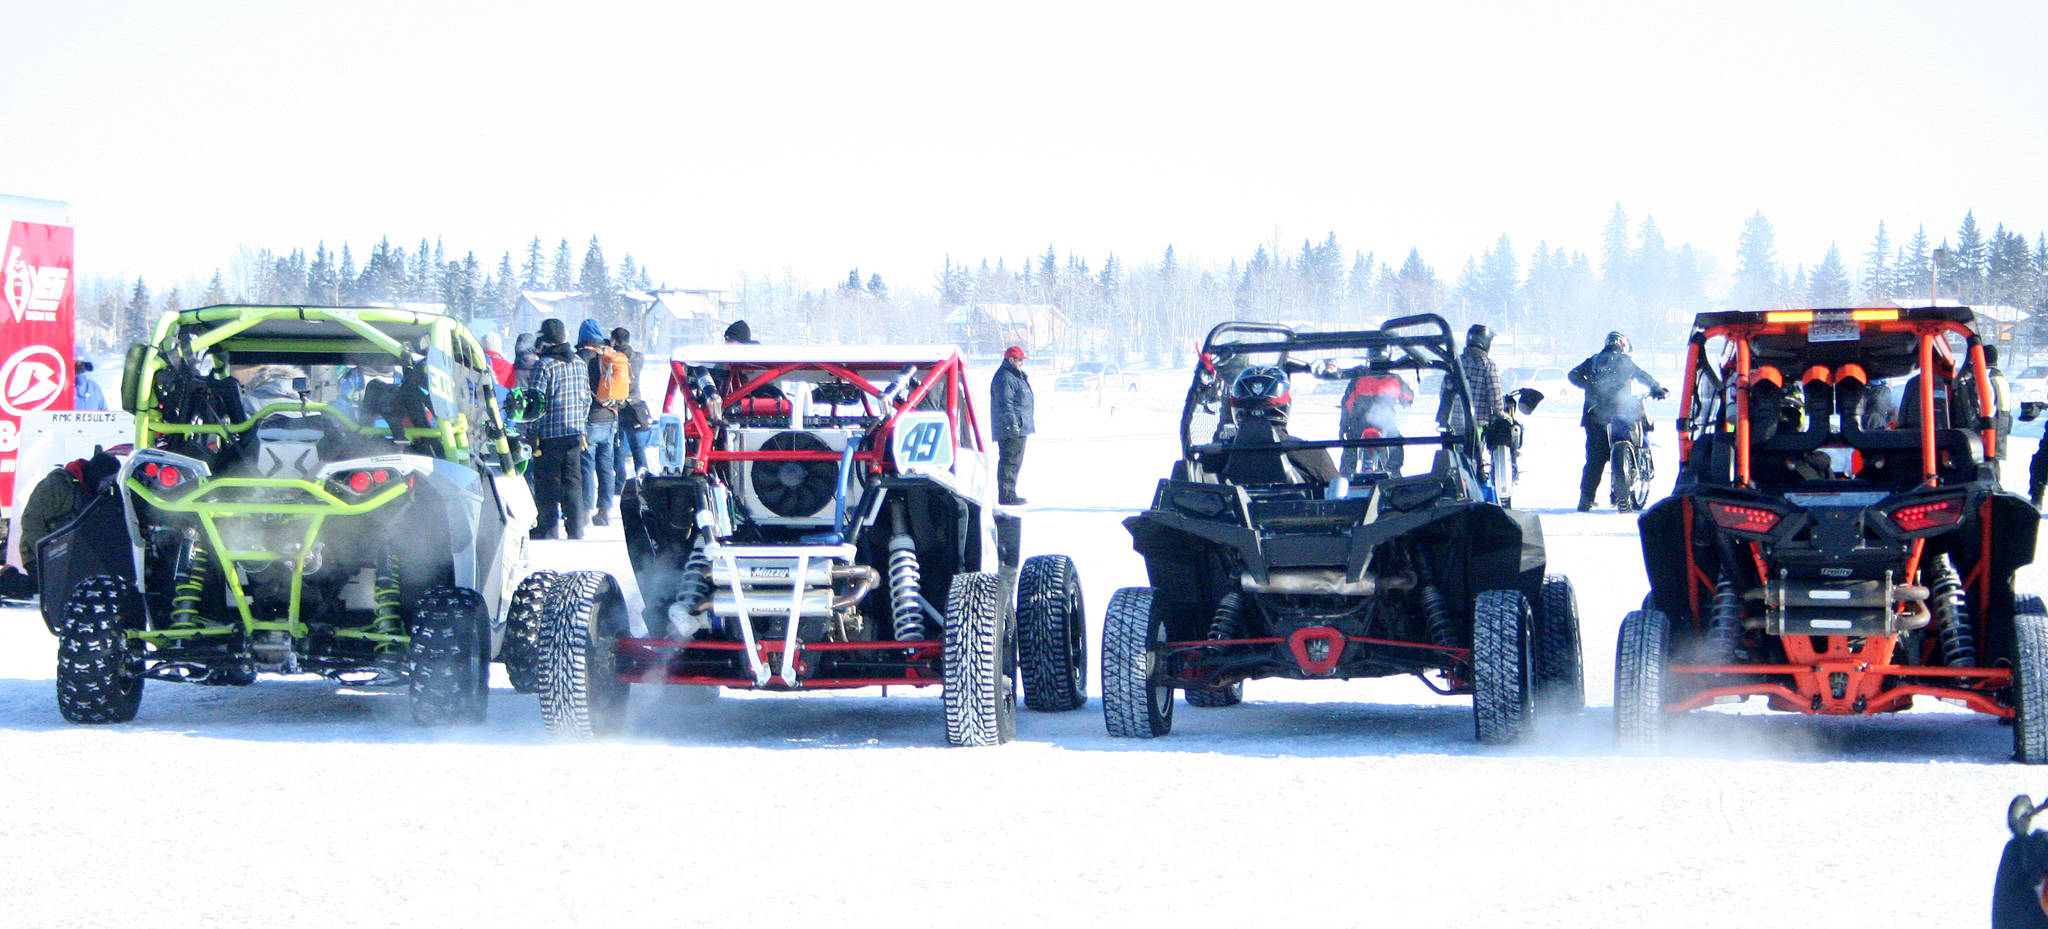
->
[5, 0, 2044, 293]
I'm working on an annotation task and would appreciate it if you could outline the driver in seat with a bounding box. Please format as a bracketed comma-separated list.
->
[1218, 365, 1338, 485]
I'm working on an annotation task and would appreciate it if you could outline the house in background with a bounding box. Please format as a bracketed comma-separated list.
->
[944, 303, 1068, 357]
[640, 288, 734, 351]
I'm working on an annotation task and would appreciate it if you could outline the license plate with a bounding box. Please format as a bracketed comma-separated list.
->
[1809, 313, 1860, 342]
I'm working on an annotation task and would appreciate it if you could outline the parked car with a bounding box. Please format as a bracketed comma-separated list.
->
[1511, 365, 1576, 406]
[2013, 364, 2048, 404]
[1057, 361, 1137, 393]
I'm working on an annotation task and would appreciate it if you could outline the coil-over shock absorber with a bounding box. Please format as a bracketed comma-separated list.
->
[677, 539, 714, 612]
[371, 552, 404, 645]
[1708, 575, 1743, 663]
[1419, 583, 1457, 649]
[885, 500, 926, 641]
[169, 533, 212, 628]
[1209, 592, 1244, 640]
[1930, 553, 1975, 668]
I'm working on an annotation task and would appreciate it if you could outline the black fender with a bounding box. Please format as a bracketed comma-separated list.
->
[36, 493, 138, 635]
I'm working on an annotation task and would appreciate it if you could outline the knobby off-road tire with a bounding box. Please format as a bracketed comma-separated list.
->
[1536, 575, 1587, 713]
[1471, 589, 1535, 745]
[1489, 443, 1514, 508]
[501, 570, 558, 694]
[1103, 586, 1174, 737]
[1613, 608, 1672, 750]
[1610, 441, 1641, 513]
[540, 570, 630, 739]
[409, 586, 491, 726]
[943, 571, 1014, 746]
[1018, 554, 1087, 712]
[2013, 611, 2048, 764]
[1185, 593, 1245, 708]
[55, 575, 144, 724]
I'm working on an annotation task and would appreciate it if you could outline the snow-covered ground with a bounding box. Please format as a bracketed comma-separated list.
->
[1, 376, 2038, 927]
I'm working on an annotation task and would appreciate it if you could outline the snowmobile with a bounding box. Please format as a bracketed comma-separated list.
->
[536, 344, 1086, 746]
[38, 305, 541, 725]
[1102, 315, 1582, 743]
[1617, 306, 2046, 761]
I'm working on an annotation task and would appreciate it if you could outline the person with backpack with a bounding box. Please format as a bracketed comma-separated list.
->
[611, 327, 652, 472]
[576, 318, 628, 525]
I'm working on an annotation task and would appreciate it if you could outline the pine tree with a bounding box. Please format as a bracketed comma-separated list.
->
[1899, 226, 1931, 300]
[1732, 212, 1782, 308]
[412, 238, 433, 300]
[495, 252, 517, 315]
[160, 285, 183, 317]
[1160, 244, 1178, 280]
[521, 236, 546, 290]
[841, 269, 862, 294]
[867, 273, 888, 300]
[1862, 222, 1892, 302]
[1479, 234, 1518, 324]
[579, 236, 612, 312]
[338, 244, 357, 302]
[551, 239, 574, 291]
[1395, 248, 1437, 315]
[618, 253, 640, 293]
[204, 270, 229, 305]
[1954, 211, 1986, 300]
[1809, 244, 1851, 306]
[125, 277, 152, 343]
[1600, 202, 1634, 310]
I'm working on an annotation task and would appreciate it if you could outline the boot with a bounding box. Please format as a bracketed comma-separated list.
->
[1576, 493, 1594, 512]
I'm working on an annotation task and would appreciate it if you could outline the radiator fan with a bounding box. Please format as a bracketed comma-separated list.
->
[749, 431, 839, 518]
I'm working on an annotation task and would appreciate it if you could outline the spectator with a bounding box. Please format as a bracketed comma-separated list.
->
[481, 332, 514, 389]
[73, 358, 107, 411]
[512, 332, 540, 387]
[576, 319, 625, 525]
[612, 326, 651, 472]
[724, 320, 756, 344]
[528, 319, 590, 539]
[990, 345, 1035, 505]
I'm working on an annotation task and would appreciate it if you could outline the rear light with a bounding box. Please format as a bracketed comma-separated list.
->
[329, 467, 410, 500]
[139, 459, 200, 494]
[1888, 497, 1965, 532]
[1706, 501, 1783, 534]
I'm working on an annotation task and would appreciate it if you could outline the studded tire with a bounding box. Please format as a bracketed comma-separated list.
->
[1018, 554, 1086, 712]
[1536, 575, 1587, 713]
[2013, 611, 2048, 764]
[408, 586, 491, 726]
[501, 570, 557, 694]
[1614, 607, 1673, 750]
[55, 575, 145, 724]
[1102, 586, 1174, 738]
[1471, 589, 1535, 745]
[539, 570, 630, 739]
[943, 571, 1014, 746]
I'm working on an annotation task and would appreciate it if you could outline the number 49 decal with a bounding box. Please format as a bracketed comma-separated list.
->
[892, 411, 955, 471]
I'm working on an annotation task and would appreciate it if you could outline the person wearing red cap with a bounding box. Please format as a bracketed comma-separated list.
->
[990, 345, 1035, 505]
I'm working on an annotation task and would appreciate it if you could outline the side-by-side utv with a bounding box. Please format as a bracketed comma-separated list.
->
[1617, 306, 2046, 761]
[1102, 315, 1582, 744]
[536, 344, 1086, 746]
[40, 305, 539, 725]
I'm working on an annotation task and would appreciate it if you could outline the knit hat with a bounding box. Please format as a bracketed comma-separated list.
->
[724, 320, 753, 344]
[539, 318, 567, 345]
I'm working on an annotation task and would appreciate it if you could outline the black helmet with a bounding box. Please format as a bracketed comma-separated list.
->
[1466, 324, 1493, 353]
[1605, 331, 1629, 352]
[1229, 365, 1292, 421]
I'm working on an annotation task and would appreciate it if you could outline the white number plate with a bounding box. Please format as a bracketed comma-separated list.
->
[1809, 312, 1860, 342]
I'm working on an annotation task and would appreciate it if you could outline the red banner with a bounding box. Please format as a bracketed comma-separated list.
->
[0, 220, 75, 506]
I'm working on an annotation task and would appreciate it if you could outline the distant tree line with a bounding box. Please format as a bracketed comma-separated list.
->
[76, 235, 656, 350]
[78, 207, 2048, 362]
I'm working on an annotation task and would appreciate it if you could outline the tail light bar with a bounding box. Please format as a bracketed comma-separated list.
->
[1887, 495, 1966, 533]
[1705, 501, 1784, 535]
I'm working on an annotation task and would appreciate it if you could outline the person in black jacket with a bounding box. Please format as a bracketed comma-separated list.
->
[990, 345, 1035, 505]
[1569, 331, 1666, 511]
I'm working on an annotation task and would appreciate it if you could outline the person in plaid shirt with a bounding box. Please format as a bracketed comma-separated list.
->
[528, 318, 592, 539]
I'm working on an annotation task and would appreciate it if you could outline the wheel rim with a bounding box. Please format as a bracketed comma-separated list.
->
[1067, 584, 1087, 694]
[1148, 611, 1171, 711]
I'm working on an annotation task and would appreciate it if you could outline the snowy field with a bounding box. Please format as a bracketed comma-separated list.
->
[2, 372, 2042, 928]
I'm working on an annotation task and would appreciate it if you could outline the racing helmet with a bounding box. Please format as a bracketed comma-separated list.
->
[1605, 331, 1629, 352]
[1466, 324, 1493, 353]
[1229, 365, 1292, 422]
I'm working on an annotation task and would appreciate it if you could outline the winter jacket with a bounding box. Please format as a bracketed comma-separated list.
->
[74, 374, 107, 411]
[531, 343, 591, 441]
[1437, 346, 1501, 432]
[1569, 347, 1663, 427]
[513, 334, 540, 387]
[990, 361, 1035, 440]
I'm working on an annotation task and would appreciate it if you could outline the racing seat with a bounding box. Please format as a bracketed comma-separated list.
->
[1219, 418, 1305, 486]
